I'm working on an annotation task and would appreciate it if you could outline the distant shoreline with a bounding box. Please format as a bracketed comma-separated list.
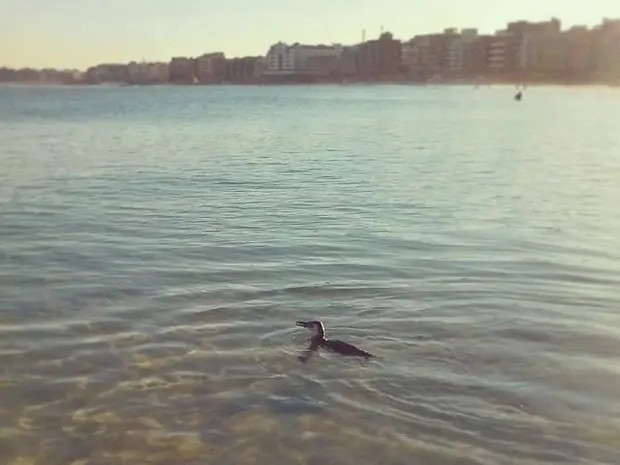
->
[1, 79, 618, 89]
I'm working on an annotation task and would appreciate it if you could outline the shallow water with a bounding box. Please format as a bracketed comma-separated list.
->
[1, 84, 620, 465]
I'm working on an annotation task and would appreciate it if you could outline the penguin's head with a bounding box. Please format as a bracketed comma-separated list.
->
[296, 320, 325, 338]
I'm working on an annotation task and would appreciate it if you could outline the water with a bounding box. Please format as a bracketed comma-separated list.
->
[1, 84, 620, 465]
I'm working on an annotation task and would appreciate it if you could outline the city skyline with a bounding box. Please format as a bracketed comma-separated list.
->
[1, 0, 619, 69]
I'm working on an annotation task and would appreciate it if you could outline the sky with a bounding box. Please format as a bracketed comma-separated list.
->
[1, 0, 619, 69]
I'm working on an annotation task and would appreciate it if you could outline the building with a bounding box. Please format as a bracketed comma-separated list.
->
[264, 42, 297, 75]
[128, 61, 149, 84]
[445, 28, 479, 76]
[147, 62, 170, 83]
[337, 46, 358, 77]
[294, 44, 343, 76]
[593, 18, 620, 81]
[107, 64, 129, 83]
[169, 57, 195, 83]
[85, 64, 129, 84]
[403, 30, 456, 79]
[487, 33, 509, 73]
[403, 35, 434, 79]
[253, 57, 265, 79]
[487, 31, 527, 76]
[306, 55, 340, 76]
[195, 52, 226, 83]
[488, 18, 562, 78]
[487, 30, 529, 76]
[464, 35, 492, 77]
[506, 17, 561, 36]
[357, 32, 403, 79]
[517, 18, 569, 79]
[564, 27, 594, 80]
[522, 32, 568, 78]
[263, 42, 344, 78]
[225, 56, 262, 82]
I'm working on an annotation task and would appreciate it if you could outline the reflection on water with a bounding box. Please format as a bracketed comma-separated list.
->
[1, 85, 620, 465]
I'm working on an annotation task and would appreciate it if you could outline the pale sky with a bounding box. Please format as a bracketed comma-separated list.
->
[1, 0, 619, 69]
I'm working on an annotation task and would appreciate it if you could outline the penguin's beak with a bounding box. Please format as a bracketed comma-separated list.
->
[296, 321, 311, 328]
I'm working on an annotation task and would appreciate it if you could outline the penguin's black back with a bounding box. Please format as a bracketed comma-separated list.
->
[323, 339, 373, 358]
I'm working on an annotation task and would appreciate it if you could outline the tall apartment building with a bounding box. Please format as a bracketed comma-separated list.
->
[225, 56, 262, 82]
[593, 18, 620, 80]
[128, 61, 168, 84]
[356, 32, 403, 79]
[148, 63, 170, 83]
[522, 33, 568, 77]
[264, 42, 297, 75]
[296, 44, 343, 76]
[338, 46, 359, 77]
[564, 26, 594, 79]
[445, 29, 479, 76]
[264, 42, 344, 77]
[195, 52, 226, 83]
[402, 29, 458, 79]
[402, 35, 435, 79]
[85, 64, 129, 83]
[487, 32, 509, 73]
[464, 35, 492, 77]
[169, 57, 196, 83]
[484, 18, 562, 78]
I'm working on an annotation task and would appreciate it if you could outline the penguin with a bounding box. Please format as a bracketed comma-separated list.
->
[296, 320, 373, 363]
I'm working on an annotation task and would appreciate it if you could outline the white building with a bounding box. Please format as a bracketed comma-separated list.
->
[264, 42, 297, 75]
[263, 42, 343, 75]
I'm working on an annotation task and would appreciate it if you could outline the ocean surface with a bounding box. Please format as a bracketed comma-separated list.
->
[1, 84, 620, 465]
